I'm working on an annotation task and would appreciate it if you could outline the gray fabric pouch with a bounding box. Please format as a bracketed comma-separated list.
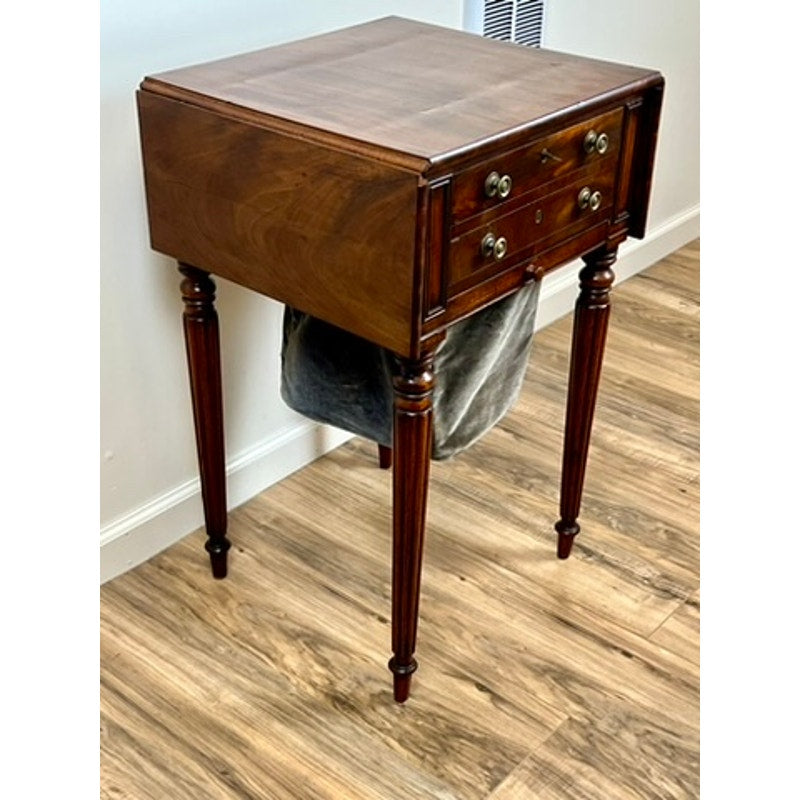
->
[280, 281, 541, 460]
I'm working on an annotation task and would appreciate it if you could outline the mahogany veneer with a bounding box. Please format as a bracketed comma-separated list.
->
[137, 16, 663, 702]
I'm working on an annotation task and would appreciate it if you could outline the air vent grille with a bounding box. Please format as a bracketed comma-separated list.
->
[483, 0, 544, 48]
[483, 0, 514, 41]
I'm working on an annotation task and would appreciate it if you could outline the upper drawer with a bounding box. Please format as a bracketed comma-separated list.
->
[450, 107, 624, 223]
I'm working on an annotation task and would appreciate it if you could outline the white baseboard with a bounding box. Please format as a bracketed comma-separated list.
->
[535, 205, 700, 330]
[101, 204, 698, 584]
[100, 421, 352, 583]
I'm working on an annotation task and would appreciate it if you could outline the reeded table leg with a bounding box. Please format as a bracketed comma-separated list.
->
[556, 246, 617, 559]
[388, 351, 435, 702]
[179, 264, 230, 578]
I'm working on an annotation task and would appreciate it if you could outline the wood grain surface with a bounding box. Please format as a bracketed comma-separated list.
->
[101, 240, 700, 799]
[144, 17, 658, 164]
[137, 90, 420, 355]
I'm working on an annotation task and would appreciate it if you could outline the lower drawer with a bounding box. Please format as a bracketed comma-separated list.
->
[448, 169, 616, 294]
[421, 221, 610, 337]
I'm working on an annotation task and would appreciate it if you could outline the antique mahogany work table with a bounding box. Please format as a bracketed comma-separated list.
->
[137, 17, 663, 703]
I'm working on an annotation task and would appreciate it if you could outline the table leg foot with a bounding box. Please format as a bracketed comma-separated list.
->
[555, 521, 580, 559]
[378, 444, 392, 470]
[388, 657, 417, 703]
[206, 539, 231, 579]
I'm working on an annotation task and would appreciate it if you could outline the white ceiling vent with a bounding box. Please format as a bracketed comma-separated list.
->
[481, 0, 545, 47]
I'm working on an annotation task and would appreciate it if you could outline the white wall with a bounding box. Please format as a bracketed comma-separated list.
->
[100, 1, 699, 582]
[100, 1, 463, 581]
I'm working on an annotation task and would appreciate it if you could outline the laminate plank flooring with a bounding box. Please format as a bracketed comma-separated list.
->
[101, 239, 700, 799]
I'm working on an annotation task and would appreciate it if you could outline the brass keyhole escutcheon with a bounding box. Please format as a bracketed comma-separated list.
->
[540, 148, 563, 164]
[535, 209, 543, 224]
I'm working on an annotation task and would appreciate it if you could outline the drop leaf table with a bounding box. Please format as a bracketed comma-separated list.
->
[137, 16, 663, 702]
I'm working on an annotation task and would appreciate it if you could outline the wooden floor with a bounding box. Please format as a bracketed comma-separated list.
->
[101, 240, 700, 799]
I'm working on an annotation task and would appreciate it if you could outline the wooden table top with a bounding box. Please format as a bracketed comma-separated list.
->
[142, 16, 659, 165]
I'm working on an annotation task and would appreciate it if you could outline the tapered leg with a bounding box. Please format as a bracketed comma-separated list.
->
[179, 264, 230, 578]
[378, 444, 392, 470]
[556, 246, 617, 559]
[388, 351, 435, 702]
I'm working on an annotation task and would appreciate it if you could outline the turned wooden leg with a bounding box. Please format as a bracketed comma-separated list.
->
[378, 444, 392, 470]
[388, 351, 435, 702]
[179, 264, 230, 579]
[556, 246, 617, 560]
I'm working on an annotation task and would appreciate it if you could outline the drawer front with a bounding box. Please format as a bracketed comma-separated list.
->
[450, 107, 624, 224]
[448, 167, 616, 294]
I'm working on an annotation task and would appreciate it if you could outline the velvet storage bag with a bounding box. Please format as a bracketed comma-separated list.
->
[280, 281, 541, 460]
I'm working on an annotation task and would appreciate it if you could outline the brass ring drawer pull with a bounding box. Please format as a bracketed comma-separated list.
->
[577, 187, 603, 212]
[484, 171, 513, 199]
[481, 233, 508, 261]
[583, 129, 610, 155]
